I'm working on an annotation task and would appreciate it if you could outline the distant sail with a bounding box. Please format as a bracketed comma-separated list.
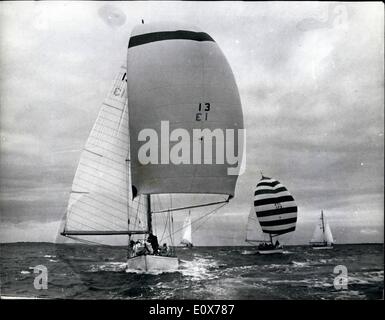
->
[127, 22, 244, 197]
[310, 211, 334, 245]
[62, 65, 147, 235]
[181, 212, 193, 246]
[253, 176, 297, 235]
[245, 207, 265, 242]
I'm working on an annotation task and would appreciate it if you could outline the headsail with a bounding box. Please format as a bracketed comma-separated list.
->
[310, 211, 334, 244]
[245, 207, 266, 242]
[180, 212, 193, 246]
[127, 22, 244, 198]
[253, 176, 298, 236]
[62, 65, 147, 237]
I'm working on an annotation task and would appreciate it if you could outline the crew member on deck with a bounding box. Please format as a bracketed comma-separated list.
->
[160, 243, 169, 256]
[128, 240, 136, 258]
[147, 233, 159, 254]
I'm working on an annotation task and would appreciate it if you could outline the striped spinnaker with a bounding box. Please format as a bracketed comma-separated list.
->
[254, 177, 297, 235]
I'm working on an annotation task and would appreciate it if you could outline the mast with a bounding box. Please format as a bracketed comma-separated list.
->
[321, 210, 325, 233]
[147, 194, 152, 234]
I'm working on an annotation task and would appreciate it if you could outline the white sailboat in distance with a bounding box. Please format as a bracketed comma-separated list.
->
[310, 210, 334, 249]
[246, 175, 298, 254]
[60, 21, 244, 272]
[180, 211, 193, 248]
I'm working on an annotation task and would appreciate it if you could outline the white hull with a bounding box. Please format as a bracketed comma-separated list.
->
[312, 246, 333, 250]
[126, 255, 179, 272]
[258, 248, 284, 255]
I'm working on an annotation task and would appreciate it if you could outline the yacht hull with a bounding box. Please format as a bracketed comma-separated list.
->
[126, 255, 179, 272]
[258, 248, 284, 255]
[312, 246, 333, 250]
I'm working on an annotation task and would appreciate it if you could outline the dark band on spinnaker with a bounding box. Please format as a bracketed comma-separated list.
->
[256, 180, 280, 187]
[265, 227, 296, 235]
[128, 30, 215, 48]
[256, 206, 298, 218]
[254, 195, 294, 207]
[254, 186, 287, 195]
[259, 217, 297, 227]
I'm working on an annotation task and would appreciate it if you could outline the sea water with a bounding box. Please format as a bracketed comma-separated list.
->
[0, 243, 383, 299]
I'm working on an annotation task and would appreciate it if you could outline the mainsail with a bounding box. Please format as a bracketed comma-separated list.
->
[253, 176, 298, 236]
[180, 212, 193, 246]
[310, 211, 334, 245]
[61, 65, 148, 238]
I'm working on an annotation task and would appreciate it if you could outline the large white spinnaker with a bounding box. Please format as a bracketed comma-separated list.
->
[127, 22, 244, 199]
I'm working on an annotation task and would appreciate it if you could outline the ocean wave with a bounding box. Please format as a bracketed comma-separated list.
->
[349, 271, 384, 285]
[88, 262, 127, 273]
[178, 257, 219, 280]
[290, 261, 310, 268]
[334, 290, 367, 300]
[241, 250, 257, 255]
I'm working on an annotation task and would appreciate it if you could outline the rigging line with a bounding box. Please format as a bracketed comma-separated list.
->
[161, 202, 227, 242]
[157, 195, 167, 232]
[190, 202, 227, 233]
[63, 235, 128, 251]
[193, 203, 226, 233]
[151, 198, 229, 214]
[159, 210, 169, 244]
[132, 196, 142, 228]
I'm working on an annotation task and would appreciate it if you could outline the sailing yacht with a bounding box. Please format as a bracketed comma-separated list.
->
[180, 211, 193, 248]
[310, 210, 334, 249]
[246, 175, 298, 254]
[59, 22, 244, 272]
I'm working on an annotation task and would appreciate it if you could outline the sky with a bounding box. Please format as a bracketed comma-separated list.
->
[0, 1, 383, 245]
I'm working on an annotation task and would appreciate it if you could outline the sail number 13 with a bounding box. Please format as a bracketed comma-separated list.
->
[196, 102, 211, 121]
